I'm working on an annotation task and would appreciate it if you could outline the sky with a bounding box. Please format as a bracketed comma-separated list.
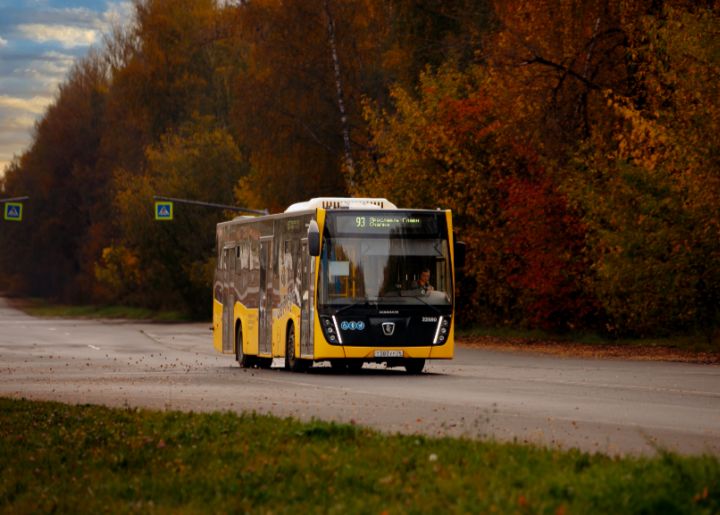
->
[0, 0, 133, 177]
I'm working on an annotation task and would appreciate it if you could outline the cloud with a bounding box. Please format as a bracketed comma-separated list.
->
[0, 112, 38, 177]
[0, 2, 134, 178]
[4, 114, 36, 131]
[17, 23, 99, 49]
[99, 2, 134, 30]
[0, 95, 54, 115]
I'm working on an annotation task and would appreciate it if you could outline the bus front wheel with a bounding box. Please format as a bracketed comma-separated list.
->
[236, 323, 253, 368]
[404, 359, 425, 374]
[285, 325, 309, 372]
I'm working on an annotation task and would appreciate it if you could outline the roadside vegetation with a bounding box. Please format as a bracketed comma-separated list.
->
[8, 298, 185, 322]
[1, 398, 718, 513]
[457, 327, 720, 363]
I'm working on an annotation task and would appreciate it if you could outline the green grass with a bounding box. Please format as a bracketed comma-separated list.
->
[1, 398, 718, 513]
[457, 325, 719, 353]
[16, 298, 186, 322]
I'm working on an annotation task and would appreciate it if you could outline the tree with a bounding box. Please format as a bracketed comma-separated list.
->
[102, 117, 248, 316]
[568, 5, 720, 339]
[358, 64, 517, 324]
[0, 54, 109, 301]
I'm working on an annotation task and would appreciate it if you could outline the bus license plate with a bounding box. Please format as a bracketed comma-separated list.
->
[374, 350, 403, 358]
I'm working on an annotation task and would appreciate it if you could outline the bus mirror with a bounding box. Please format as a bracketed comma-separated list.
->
[454, 241, 466, 269]
[308, 220, 321, 256]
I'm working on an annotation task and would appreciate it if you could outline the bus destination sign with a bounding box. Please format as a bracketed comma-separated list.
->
[331, 212, 440, 235]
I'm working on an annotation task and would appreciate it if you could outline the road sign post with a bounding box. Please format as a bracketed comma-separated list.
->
[152, 195, 268, 220]
[3, 202, 23, 222]
[155, 201, 174, 221]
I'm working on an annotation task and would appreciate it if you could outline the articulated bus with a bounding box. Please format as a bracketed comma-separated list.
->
[212, 197, 464, 373]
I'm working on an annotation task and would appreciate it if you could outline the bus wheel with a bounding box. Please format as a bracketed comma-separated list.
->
[236, 323, 253, 368]
[346, 360, 363, 373]
[285, 325, 309, 372]
[404, 359, 425, 374]
[330, 360, 347, 372]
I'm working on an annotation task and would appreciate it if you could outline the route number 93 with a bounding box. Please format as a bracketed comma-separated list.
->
[355, 216, 366, 228]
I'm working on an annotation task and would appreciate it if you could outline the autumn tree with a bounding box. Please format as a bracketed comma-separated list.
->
[358, 62, 598, 329]
[568, 5, 720, 339]
[0, 54, 109, 300]
[232, 0, 377, 211]
[358, 65, 513, 324]
[101, 117, 248, 315]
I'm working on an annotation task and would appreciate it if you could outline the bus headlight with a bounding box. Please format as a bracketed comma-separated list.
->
[320, 316, 343, 344]
[433, 316, 450, 344]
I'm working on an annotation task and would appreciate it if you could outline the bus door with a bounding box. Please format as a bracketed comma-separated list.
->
[258, 237, 273, 355]
[222, 245, 234, 353]
[300, 239, 312, 356]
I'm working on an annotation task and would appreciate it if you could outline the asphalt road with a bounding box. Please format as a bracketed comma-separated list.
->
[1, 298, 719, 456]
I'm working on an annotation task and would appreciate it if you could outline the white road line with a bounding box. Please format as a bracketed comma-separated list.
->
[88, 345, 100, 350]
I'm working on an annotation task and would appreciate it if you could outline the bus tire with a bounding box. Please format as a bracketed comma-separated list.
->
[236, 323, 253, 368]
[330, 360, 348, 372]
[285, 324, 309, 372]
[346, 360, 363, 373]
[404, 359, 425, 374]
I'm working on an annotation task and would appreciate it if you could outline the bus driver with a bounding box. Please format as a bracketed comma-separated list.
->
[411, 268, 434, 295]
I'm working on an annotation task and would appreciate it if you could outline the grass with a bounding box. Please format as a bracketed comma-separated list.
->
[457, 325, 719, 354]
[13, 298, 187, 322]
[1, 398, 718, 514]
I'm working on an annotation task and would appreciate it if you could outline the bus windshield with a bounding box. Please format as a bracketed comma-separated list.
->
[318, 212, 453, 310]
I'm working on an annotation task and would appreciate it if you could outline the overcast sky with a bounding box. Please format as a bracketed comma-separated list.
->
[0, 0, 133, 177]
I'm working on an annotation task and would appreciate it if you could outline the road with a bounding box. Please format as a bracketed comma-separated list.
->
[1, 298, 719, 456]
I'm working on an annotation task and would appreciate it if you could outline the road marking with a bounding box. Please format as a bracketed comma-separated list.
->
[88, 345, 100, 350]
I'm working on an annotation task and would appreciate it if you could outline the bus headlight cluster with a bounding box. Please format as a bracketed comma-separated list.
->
[433, 316, 450, 345]
[321, 316, 343, 344]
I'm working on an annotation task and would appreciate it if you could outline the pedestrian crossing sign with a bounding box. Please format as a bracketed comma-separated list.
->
[155, 201, 173, 221]
[4, 202, 22, 222]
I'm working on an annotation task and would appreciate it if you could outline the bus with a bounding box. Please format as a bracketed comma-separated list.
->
[212, 197, 464, 373]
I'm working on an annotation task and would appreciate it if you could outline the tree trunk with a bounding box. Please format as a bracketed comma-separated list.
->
[323, 0, 355, 190]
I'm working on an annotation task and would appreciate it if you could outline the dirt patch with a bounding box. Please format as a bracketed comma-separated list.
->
[458, 336, 720, 365]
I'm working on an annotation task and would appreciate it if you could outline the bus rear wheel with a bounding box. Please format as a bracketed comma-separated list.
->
[404, 359, 425, 374]
[236, 323, 253, 368]
[285, 325, 309, 372]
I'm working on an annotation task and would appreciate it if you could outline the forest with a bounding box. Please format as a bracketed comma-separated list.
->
[0, 0, 718, 341]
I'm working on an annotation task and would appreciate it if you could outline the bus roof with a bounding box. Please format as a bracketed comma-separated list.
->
[285, 197, 397, 212]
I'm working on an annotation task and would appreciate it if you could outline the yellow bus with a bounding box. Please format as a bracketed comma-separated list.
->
[213, 197, 464, 373]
